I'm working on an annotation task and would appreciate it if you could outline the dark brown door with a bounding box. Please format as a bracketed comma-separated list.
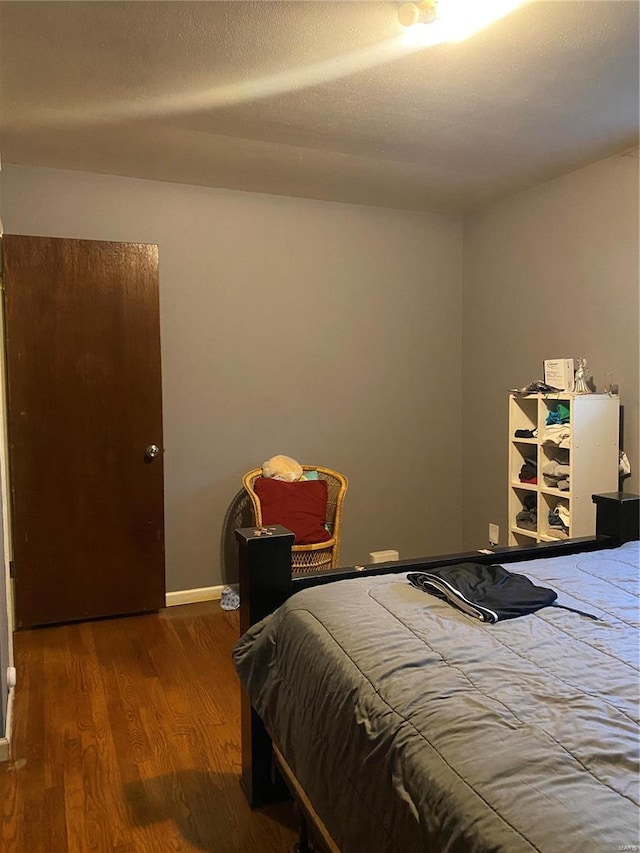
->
[3, 235, 165, 628]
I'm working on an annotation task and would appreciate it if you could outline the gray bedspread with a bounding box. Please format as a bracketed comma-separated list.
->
[233, 543, 640, 852]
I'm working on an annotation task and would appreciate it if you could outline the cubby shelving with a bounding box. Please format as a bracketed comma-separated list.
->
[508, 393, 619, 545]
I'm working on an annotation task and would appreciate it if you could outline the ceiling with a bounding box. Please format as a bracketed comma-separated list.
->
[0, 1, 638, 212]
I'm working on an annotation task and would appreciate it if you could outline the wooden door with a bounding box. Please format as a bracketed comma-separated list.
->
[3, 235, 165, 628]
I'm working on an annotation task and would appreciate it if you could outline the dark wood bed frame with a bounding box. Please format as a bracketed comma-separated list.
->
[234, 491, 639, 846]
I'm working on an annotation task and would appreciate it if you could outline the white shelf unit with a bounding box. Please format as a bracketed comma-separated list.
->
[508, 393, 619, 545]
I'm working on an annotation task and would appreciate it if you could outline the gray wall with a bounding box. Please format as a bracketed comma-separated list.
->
[1, 164, 464, 591]
[3, 151, 637, 587]
[462, 149, 639, 549]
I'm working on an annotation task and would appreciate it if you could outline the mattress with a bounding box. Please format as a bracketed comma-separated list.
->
[233, 542, 640, 852]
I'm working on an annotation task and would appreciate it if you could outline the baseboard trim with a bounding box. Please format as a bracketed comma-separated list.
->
[165, 585, 224, 607]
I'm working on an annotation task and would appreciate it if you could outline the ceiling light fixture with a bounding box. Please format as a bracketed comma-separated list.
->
[398, 0, 529, 46]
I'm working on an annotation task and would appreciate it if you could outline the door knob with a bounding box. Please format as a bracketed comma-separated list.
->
[145, 444, 161, 459]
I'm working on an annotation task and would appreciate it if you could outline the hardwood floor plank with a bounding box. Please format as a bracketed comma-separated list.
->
[0, 603, 298, 852]
[45, 785, 69, 852]
[43, 624, 73, 791]
[93, 625, 155, 766]
[0, 748, 22, 853]
[66, 623, 128, 851]
[62, 734, 89, 853]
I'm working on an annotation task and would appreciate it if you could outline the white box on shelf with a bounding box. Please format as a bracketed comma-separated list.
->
[544, 359, 575, 391]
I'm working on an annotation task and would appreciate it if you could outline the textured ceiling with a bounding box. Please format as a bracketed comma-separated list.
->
[0, 1, 638, 212]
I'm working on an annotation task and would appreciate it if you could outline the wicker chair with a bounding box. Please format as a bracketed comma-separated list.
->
[242, 466, 348, 574]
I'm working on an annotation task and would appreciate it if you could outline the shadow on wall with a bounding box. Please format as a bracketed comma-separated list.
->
[219, 488, 255, 585]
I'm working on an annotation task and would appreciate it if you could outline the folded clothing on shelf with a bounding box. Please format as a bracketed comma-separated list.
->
[542, 461, 570, 490]
[514, 428, 538, 439]
[546, 403, 570, 426]
[542, 424, 571, 448]
[519, 455, 537, 483]
[542, 452, 570, 490]
[515, 494, 537, 530]
[548, 502, 570, 538]
[543, 460, 570, 478]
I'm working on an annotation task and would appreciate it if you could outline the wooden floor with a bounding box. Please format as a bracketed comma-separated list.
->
[0, 603, 299, 852]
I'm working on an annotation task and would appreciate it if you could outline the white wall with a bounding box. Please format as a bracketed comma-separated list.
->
[462, 149, 639, 548]
[1, 164, 464, 591]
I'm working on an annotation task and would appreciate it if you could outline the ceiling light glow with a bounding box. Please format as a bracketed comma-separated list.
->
[400, 0, 529, 47]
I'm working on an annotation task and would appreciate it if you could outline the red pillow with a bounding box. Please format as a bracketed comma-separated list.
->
[254, 478, 331, 545]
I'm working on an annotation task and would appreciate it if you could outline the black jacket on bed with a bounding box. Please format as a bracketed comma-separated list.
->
[407, 563, 597, 623]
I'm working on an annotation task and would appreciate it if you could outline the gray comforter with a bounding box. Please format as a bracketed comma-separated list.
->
[233, 543, 640, 852]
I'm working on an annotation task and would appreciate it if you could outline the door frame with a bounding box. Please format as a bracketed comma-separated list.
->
[0, 250, 16, 760]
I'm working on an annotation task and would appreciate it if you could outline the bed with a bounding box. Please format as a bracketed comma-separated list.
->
[233, 493, 640, 853]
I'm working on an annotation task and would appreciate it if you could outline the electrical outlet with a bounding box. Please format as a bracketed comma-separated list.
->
[488, 524, 499, 545]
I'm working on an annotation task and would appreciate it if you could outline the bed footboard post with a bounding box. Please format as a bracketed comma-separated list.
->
[235, 525, 294, 807]
[592, 492, 640, 546]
